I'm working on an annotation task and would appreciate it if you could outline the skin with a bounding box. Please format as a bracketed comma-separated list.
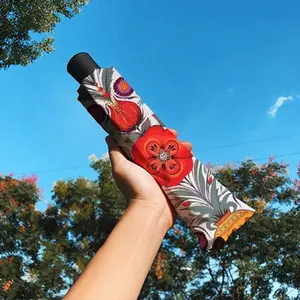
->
[63, 129, 192, 300]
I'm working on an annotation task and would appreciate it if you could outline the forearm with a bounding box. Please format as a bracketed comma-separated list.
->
[63, 202, 169, 300]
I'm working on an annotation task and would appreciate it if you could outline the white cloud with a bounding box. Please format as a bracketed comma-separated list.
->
[268, 96, 293, 118]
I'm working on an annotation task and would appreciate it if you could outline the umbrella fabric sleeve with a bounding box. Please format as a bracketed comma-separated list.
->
[77, 67, 255, 252]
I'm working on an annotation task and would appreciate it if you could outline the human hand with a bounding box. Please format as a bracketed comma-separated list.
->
[105, 129, 193, 229]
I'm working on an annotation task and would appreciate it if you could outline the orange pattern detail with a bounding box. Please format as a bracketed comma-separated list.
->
[215, 210, 254, 242]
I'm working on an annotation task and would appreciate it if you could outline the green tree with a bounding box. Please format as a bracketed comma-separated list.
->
[0, 174, 44, 299]
[1, 157, 300, 299]
[186, 159, 300, 300]
[44, 157, 300, 299]
[0, 0, 88, 69]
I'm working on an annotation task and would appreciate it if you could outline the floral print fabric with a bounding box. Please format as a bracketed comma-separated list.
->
[78, 67, 255, 252]
[132, 126, 193, 187]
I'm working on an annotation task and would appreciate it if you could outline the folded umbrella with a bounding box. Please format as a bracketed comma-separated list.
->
[67, 52, 255, 252]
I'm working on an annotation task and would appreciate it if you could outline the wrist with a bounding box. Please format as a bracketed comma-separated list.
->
[127, 199, 173, 232]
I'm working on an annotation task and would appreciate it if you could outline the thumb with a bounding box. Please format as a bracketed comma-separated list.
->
[105, 136, 128, 171]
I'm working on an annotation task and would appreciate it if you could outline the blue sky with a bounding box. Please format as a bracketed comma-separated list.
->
[1, 0, 300, 210]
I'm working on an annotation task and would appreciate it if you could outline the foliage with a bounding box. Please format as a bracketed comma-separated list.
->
[187, 159, 300, 300]
[1, 158, 300, 299]
[0, 174, 44, 299]
[0, 0, 89, 69]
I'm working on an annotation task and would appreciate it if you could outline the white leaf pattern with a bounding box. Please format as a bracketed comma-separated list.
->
[164, 158, 255, 250]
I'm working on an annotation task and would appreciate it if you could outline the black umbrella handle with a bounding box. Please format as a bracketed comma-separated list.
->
[67, 52, 101, 84]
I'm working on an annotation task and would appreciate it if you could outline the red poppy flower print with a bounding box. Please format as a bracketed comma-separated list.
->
[108, 99, 142, 132]
[113, 77, 134, 97]
[132, 126, 193, 187]
[92, 83, 141, 132]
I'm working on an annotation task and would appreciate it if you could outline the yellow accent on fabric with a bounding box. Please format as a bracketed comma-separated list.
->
[215, 210, 255, 242]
